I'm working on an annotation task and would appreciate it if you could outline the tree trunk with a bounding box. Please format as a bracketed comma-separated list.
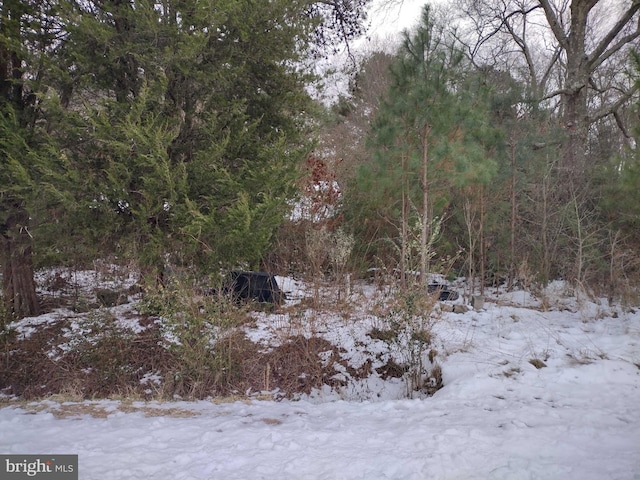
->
[420, 124, 431, 285]
[1, 204, 40, 319]
[560, 0, 591, 175]
[400, 151, 409, 290]
[541, 0, 640, 174]
[0, 0, 40, 321]
[509, 137, 517, 289]
[479, 184, 486, 295]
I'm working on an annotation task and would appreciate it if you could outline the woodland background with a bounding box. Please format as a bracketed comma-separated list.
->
[2, 0, 640, 323]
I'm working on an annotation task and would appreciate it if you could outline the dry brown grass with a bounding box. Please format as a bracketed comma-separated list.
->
[0, 306, 369, 402]
[4, 398, 202, 419]
[1, 267, 445, 402]
[529, 358, 547, 369]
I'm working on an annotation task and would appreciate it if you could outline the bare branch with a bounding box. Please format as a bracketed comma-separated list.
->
[539, 45, 562, 93]
[538, 0, 569, 48]
[613, 109, 632, 140]
[588, 1, 640, 69]
[589, 82, 640, 124]
[591, 29, 640, 71]
[504, 11, 548, 96]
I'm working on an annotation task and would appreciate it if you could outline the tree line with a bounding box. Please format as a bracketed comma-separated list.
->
[1, 0, 639, 321]
[328, 1, 640, 298]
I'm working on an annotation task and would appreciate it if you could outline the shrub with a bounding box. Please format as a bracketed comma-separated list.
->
[139, 277, 250, 399]
[374, 285, 442, 398]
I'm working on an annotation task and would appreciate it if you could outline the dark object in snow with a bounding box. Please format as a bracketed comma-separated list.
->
[428, 284, 459, 301]
[223, 271, 286, 305]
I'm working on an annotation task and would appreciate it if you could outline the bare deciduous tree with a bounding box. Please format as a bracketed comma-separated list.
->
[453, 0, 640, 172]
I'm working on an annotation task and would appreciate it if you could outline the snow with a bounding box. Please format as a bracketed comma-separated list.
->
[2, 276, 640, 479]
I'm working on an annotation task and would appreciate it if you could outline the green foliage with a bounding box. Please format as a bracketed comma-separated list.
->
[345, 6, 500, 268]
[613, 159, 640, 231]
[0, 100, 76, 270]
[179, 129, 306, 271]
[598, 56, 640, 243]
[2, 0, 374, 289]
[598, 150, 640, 246]
[0, 107, 34, 205]
[7, 0, 333, 276]
[83, 84, 185, 266]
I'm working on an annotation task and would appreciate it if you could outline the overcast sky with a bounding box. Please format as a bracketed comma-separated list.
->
[367, 0, 429, 39]
[313, 0, 440, 103]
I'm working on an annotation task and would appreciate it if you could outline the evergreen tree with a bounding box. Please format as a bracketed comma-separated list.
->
[346, 5, 499, 282]
[1, 0, 373, 316]
[0, 0, 66, 318]
[0, 0, 376, 315]
[58, 0, 317, 280]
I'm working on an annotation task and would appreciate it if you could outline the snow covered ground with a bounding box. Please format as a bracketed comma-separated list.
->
[2, 277, 640, 479]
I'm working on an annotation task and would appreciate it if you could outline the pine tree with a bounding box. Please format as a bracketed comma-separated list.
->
[347, 6, 499, 284]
